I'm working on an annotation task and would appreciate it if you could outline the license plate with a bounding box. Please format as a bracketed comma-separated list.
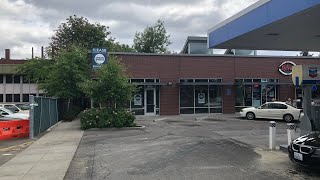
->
[294, 152, 303, 161]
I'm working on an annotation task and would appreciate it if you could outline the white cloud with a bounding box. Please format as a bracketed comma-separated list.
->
[2, 0, 315, 58]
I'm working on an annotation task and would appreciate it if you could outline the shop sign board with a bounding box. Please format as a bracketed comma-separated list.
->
[278, 61, 296, 76]
[198, 93, 205, 104]
[134, 94, 142, 105]
[292, 65, 320, 86]
[92, 48, 108, 69]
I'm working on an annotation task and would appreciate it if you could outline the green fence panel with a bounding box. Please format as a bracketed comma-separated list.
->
[30, 96, 60, 138]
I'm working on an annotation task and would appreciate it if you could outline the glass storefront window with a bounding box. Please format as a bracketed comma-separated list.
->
[235, 78, 278, 111]
[209, 85, 222, 113]
[244, 85, 252, 106]
[180, 85, 194, 107]
[180, 79, 223, 114]
[235, 85, 244, 106]
[128, 79, 161, 115]
[195, 85, 208, 108]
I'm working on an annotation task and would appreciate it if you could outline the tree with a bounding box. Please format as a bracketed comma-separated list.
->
[49, 15, 110, 54]
[133, 19, 171, 53]
[49, 15, 134, 57]
[19, 45, 90, 111]
[41, 45, 90, 99]
[17, 57, 54, 83]
[81, 56, 135, 109]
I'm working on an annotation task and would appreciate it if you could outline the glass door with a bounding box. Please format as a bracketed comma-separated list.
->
[145, 89, 156, 115]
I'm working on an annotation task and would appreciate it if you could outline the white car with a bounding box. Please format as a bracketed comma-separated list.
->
[240, 102, 302, 122]
[0, 104, 29, 114]
[0, 107, 29, 119]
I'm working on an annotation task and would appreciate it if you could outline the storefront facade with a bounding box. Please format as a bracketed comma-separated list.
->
[114, 53, 320, 115]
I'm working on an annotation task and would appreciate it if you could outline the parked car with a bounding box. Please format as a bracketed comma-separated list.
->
[288, 132, 320, 166]
[15, 103, 30, 111]
[239, 101, 302, 122]
[0, 107, 29, 119]
[0, 104, 29, 114]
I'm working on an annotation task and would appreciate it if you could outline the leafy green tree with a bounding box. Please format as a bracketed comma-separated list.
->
[48, 15, 134, 57]
[49, 15, 110, 54]
[41, 45, 90, 99]
[81, 56, 135, 109]
[18, 45, 90, 111]
[133, 19, 172, 53]
[17, 58, 54, 83]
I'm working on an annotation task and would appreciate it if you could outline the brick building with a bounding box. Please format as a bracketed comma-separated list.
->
[113, 53, 320, 115]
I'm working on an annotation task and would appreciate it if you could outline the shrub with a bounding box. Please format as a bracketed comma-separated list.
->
[80, 108, 136, 130]
[63, 106, 82, 121]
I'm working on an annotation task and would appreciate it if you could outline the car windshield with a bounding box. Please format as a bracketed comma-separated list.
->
[0, 108, 13, 115]
[15, 104, 30, 110]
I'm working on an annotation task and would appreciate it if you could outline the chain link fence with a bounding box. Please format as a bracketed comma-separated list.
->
[29, 96, 59, 138]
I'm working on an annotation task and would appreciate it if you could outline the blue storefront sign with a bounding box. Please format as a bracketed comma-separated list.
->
[92, 48, 108, 69]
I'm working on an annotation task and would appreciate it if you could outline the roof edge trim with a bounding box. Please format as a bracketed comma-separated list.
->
[208, 0, 271, 33]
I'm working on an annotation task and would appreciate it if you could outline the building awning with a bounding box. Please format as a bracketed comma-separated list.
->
[235, 82, 293, 85]
[178, 82, 234, 86]
[208, 0, 320, 51]
[130, 82, 166, 86]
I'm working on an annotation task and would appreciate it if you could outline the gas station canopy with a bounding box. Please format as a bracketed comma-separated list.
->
[208, 0, 320, 51]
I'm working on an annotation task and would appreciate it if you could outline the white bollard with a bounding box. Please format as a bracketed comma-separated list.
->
[269, 121, 276, 150]
[287, 123, 295, 146]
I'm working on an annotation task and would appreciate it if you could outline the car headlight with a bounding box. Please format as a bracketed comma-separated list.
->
[240, 110, 243, 112]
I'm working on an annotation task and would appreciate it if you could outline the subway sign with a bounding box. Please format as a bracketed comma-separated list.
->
[278, 61, 296, 76]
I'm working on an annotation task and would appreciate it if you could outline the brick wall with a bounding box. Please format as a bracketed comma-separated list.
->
[115, 53, 320, 115]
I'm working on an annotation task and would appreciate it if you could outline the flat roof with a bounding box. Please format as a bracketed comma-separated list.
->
[208, 0, 320, 51]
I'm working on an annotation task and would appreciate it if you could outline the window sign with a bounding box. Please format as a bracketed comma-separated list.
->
[92, 48, 108, 69]
[198, 93, 205, 104]
[134, 94, 142, 105]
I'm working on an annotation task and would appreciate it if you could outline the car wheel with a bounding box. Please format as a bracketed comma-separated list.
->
[246, 112, 255, 120]
[284, 114, 293, 122]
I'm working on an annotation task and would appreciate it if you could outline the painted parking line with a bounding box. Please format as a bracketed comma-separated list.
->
[0, 141, 35, 152]
[153, 118, 167, 122]
[195, 116, 209, 121]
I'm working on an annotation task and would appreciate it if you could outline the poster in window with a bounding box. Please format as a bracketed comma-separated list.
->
[198, 93, 205, 104]
[134, 94, 142, 105]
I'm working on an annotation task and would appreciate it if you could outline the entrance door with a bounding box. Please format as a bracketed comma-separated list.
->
[145, 89, 156, 115]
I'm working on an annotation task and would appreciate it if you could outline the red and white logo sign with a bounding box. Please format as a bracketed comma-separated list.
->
[278, 61, 296, 76]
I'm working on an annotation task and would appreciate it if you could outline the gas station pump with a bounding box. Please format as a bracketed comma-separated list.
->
[292, 65, 320, 135]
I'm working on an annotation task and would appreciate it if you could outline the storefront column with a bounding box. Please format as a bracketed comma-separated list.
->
[223, 85, 235, 114]
[160, 85, 179, 115]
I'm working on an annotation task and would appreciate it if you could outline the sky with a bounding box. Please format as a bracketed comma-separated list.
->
[0, 0, 317, 59]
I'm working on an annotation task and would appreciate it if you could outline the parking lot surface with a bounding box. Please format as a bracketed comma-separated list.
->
[65, 115, 320, 180]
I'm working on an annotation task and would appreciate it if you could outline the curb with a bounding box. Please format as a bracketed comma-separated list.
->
[153, 118, 167, 122]
[47, 121, 62, 132]
[279, 144, 288, 153]
[194, 116, 209, 121]
[86, 125, 146, 131]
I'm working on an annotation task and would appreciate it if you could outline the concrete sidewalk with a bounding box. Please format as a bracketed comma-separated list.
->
[0, 119, 83, 180]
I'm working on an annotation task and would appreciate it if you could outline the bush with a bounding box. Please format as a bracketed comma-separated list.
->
[63, 106, 82, 121]
[80, 108, 136, 130]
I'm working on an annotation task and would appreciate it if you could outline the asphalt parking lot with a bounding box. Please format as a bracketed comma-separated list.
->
[65, 115, 320, 180]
